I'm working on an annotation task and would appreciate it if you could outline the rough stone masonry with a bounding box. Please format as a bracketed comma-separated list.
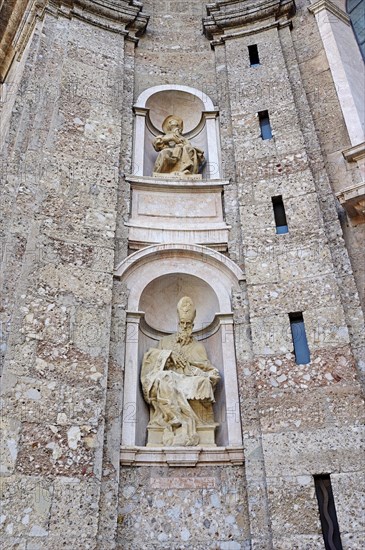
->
[0, 1, 364, 549]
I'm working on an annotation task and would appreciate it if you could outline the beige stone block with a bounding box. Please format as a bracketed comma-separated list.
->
[0, 418, 21, 475]
[48, 477, 100, 540]
[247, 275, 343, 316]
[267, 475, 321, 536]
[331, 472, 365, 534]
[250, 314, 292, 356]
[2, 377, 104, 425]
[258, 390, 326, 433]
[324, 386, 365, 427]
[272, 535, 324, 549]
[118, 465, 250, 548]
[38, 264, 113, 306]
[341, 532, 365, 550]
[262, 426, 365, 476]
[0, 476, 52, 538]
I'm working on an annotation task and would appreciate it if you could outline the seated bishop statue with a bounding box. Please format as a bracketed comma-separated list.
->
[141, 297, 220, 447]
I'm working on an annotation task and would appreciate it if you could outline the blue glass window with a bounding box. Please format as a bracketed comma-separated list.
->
[258, 110, 273, 140]
[272, 196, 288, 234]
[289, 312, 311, 364]
[248, 44, 260, 67]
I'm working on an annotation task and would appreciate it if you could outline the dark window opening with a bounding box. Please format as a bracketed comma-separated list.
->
[272, 195, 288, 234]
[314, 475, 343, 550]
[289, 312, 310, 364]
[248, 44, 260, 66]
[258, 110, 272, 140]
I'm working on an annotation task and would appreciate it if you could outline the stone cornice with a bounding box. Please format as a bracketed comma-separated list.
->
[308, 0, 350, 26]
[0, 0, 148, 81]
[210, 18, 292, 47]
[203, 0, 296, 40]
[48, 0, 149, 39]
[342, 141, 365, 163]
[0, 0, 48, 82]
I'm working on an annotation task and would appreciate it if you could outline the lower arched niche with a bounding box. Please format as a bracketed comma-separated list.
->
[137, 273, 225, 447]
[115, 244, 244, 465]
[139, 273, 219, 333]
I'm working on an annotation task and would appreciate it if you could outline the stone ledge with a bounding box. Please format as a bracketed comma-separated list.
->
[342, 141, 365, 163]
[0, 0, 47, 82]
[126, 175, 231, 189]
[48, 0, 149, 40]
[120, 446, 245, 467]
[203, 0, 296, 40]
[336, 182, 365, 221]
[308, 0, 350, 26]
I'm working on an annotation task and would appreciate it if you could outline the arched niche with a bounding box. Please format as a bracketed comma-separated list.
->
[115, 244, 244, 456]
[133, 85, 221, 179]
[139, 273, 219, 333]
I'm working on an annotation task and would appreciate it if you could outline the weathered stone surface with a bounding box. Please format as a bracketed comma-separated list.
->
[1, 0, 364, 549]
[117, 466, 250, 549]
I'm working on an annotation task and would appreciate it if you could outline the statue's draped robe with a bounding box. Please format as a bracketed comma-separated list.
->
[141, 334, 219, 446]
[153, 134, 204, 175]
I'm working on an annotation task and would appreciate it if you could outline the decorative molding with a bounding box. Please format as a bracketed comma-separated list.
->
[136, 311, 233, 342]
[0, 0, 148, 81]
[126, 174, 230, 191]
[342, 141, 365, 163]
[203, 0, 296, 41]
[209, 19, 292, 47]
[48, 0, 149, 40]
[114, 243, 244, 284]
[120, 446, 245, 466]
[134, 83, 215, 111]
[336, 182, 365, 221]
[308, 0, 350, 26]
[0, 0, 47, 82]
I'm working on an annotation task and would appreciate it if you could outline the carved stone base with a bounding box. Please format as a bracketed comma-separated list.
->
[120, 446, 245, 466]
[146, 423, 218, 447]
[152, 172, 202, 180]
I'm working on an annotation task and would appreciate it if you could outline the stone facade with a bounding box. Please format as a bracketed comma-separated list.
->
[0, 1, 364, 549]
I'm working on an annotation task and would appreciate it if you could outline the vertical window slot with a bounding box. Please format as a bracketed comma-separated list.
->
[248, 44, 260, 66]
[272, 195, 288, 234]
[289, 312, 310, 364]
[258, 110, 273, 140]
[314, 475, 343, 550]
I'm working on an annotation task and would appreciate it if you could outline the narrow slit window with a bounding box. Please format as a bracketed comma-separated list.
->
[248, 44, 260, 66]
[272, 195, 288, 234]
[314, 475, 343, 550]
[289, 312, 310, 364]
[258, 110, 272, 140]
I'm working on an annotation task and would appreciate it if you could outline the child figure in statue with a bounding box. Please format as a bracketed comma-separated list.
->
[153, 115, 205, 176]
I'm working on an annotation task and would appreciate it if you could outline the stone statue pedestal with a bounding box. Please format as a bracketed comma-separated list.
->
[146, 398, 219, 447]
[146, 423, 218, 447]
[153, 172, 202, 180]
[125, 175, 231, 251]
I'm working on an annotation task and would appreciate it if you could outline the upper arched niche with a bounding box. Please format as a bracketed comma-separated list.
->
[132, 85, 221, 179]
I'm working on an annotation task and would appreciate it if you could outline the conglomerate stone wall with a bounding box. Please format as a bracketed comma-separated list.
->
[0, 1, 364, 549]
[0, 1, 144, 548]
